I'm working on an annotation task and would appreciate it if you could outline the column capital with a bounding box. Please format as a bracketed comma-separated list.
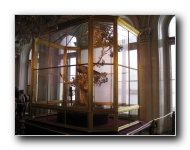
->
[139, 27, 152, 43]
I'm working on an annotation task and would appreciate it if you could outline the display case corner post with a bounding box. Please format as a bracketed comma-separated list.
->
[88, 18, 94, 131]
[113, 19, 119, 130]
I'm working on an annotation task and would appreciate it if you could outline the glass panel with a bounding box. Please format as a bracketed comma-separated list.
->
[129, 109, 138, 118]
[117, 111, 131, 126]
[93, 63, 113, 109]
[130, 81, 138, 105]
[130, 68, 138, 81]
[33, 70, 48, 104]
[93, 22, 114, 109]
[117, 24, 139, 131]
[129, 50, 137, 69]
[118, 109, 138, 121]
[47, 109, 60, 123]
[37, 44, 63, 69]
[129, 32, 137, 43]
[35, 44, 63, 69]
[32, 67, 64, 105]
[65, 49, 88, 108]
[129, 32, 138, 106]
[129, 32, 137, 69]
[75, 23, 89, 47]
[118, 25, 128, 66]
[118, 66, 129, 105]
[33, 23, 89, 109]
[39, 22, 88, 47]
[81, 49, 88, 64]
[93, 22, 114, 65]
[66, 50, 77, 107]
[31, 108, 48, 119]
[31, 108, 66, 125]
[60, 35, 76, 47]
[65, 54, 88, 108]
[118, 25, 130, 107]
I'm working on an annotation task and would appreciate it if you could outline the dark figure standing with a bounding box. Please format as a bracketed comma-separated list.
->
[16, 90, 25, 120]
[21, 89, 28, 118]
[15, 87, 19, 117]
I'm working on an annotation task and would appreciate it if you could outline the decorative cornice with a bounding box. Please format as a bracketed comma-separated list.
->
[139, 27, 152, 43]
[118, 17, 140, 36]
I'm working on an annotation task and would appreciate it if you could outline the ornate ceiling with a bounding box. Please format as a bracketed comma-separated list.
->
[15, 15, 151, 56]
[15, 15, 84, 56]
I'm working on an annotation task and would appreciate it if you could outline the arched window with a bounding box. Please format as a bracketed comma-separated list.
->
[168, 16, 176, 112]
[168, 17, 176, 37]
[158, 15, 176, 133]
[58, 35, 77, 100]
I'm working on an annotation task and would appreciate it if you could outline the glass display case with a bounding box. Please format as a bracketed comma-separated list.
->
[30, 16, 140, 133]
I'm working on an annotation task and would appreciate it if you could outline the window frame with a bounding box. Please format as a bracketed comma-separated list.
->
[168, 17, 176, 112]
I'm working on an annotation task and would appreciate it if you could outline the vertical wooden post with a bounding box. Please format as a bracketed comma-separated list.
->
[88, 17, 94, 131]
[63, 30, 68, 108]
[113, 17, 118, 131]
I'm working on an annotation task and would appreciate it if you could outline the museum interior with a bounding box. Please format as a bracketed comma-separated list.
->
[15, 15, 176, 135]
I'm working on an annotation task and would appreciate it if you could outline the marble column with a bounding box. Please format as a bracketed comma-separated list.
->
[139, 27, 153, 122]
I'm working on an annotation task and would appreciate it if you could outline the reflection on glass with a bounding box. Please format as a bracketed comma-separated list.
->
[129, 50, 137, 69]
[92, 22, 114, 109]
[118, 25, 128, 66]
[117, 25, 138, 106]
[118, 66, 129, 105]
[117, 24, 139, 130]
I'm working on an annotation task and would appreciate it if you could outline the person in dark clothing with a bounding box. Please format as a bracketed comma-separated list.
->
[16, 90, 25, 120]
[15, 86, 19, 99]
[21, 90, 28, 118]
[15, 86, 19, 118]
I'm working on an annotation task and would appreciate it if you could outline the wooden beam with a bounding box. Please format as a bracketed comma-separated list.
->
[38, 39, 80, 50]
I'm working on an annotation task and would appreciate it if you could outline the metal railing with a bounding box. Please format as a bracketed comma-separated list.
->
[127, 111, 175, 135]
